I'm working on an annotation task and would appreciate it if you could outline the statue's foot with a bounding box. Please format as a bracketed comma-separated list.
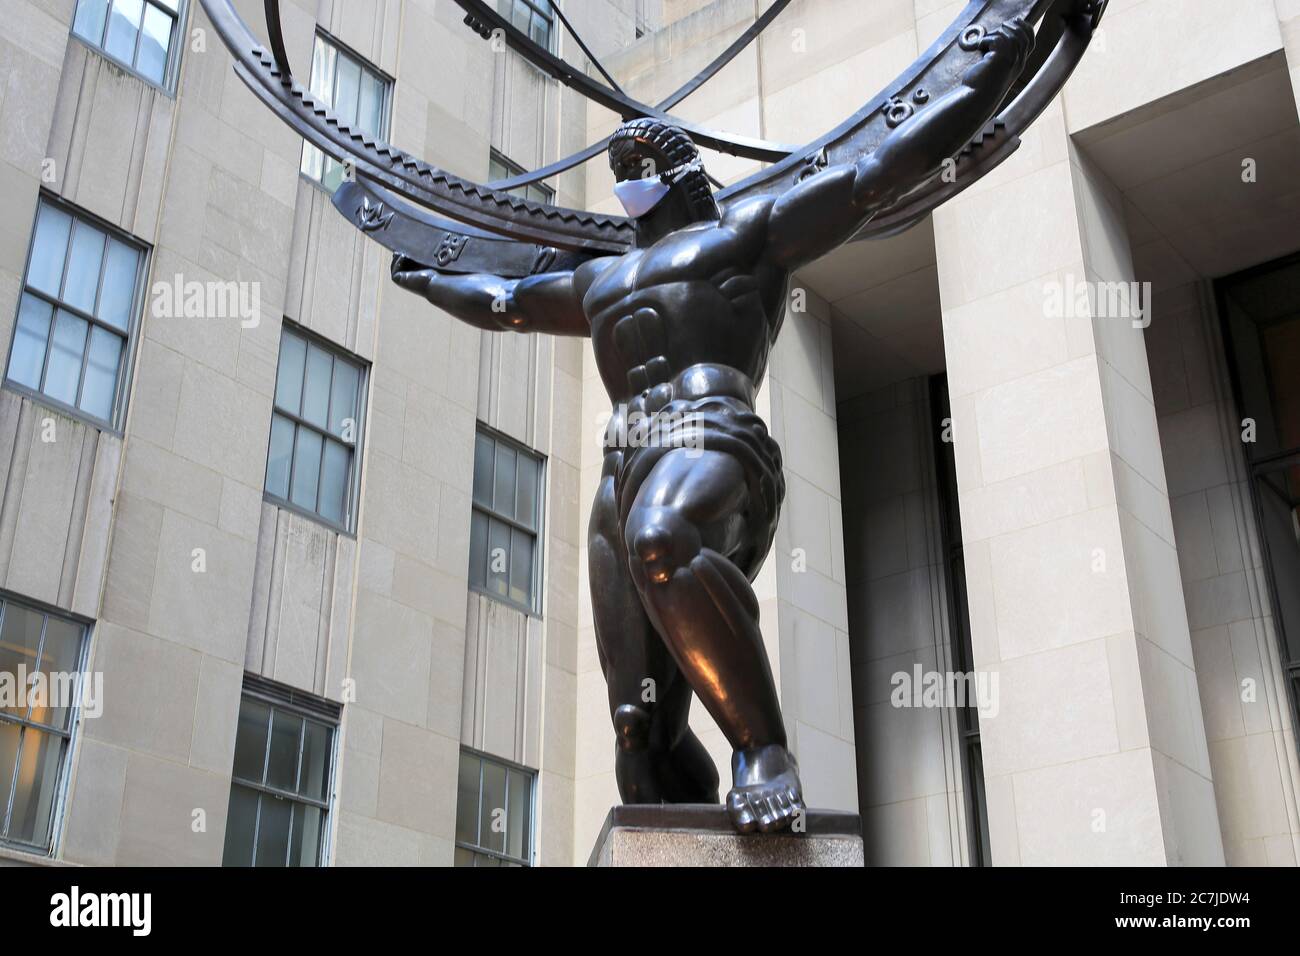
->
[726, 744, 804, 833]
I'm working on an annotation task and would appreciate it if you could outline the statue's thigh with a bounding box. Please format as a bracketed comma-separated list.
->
[629, 448, 750, 555]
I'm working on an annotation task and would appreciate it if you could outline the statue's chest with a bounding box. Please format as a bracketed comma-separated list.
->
[583, 229, 737, 313]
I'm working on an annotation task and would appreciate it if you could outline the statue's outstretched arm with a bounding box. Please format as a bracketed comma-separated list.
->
[766, 17, 1034, 269]
[390, 254, 592, 338]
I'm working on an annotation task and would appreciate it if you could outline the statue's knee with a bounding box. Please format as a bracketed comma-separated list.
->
[612, 704, 652, 752]
[626, 509, 700, 584]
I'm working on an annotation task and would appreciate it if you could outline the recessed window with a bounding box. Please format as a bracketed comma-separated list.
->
[5, 197, 146, 430]
[300, 34, 392, 193]
[489, 149, 555, 206]
[469, 428, 544, 614]
[0, 596, 90, 855]
[71, 0, 184, 89]
[498, 0, 554, 51]
[454, 749, 535, 867]
[265, 325, 367, 532]
[222, 677, 339, 868]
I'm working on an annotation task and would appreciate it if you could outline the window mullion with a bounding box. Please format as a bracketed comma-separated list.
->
[259, 707, 274, 785]
[293, 718, 306, 795]
[475, 757, 485, 850]
[285, 801, 296, 866]
[2, 726, 26, 839]
[249, 791, 263, 867]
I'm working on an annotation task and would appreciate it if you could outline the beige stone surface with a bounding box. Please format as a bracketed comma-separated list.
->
[590, 805, 864, 867]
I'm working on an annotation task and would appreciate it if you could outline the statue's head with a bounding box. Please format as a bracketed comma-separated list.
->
[608, 118, 719, 224]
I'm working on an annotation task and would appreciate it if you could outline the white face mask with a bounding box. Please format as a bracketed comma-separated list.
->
[613, 161, 701, 218]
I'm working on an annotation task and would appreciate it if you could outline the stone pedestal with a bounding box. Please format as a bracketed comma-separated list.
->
[587, 804, 864, 867]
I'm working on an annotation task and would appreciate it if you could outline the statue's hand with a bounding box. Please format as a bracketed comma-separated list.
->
[979, 16, 1034, 74]
[390, 253, 435, 292]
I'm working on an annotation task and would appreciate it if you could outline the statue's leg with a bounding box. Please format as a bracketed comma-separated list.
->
[623, 448, 805, 833]
[589, 456, 719, 804]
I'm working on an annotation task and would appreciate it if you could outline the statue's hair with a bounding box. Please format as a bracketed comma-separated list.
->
[609, 118, 719, 221]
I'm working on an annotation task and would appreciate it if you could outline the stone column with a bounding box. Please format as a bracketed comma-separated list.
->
[932, 98, 1224, 865]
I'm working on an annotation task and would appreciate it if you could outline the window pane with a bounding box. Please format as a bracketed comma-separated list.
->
[454, 846, 475, 867]
[308, 36, 335, 102]
[27, 204, 72, 297]
[530, 13, 548, 48]
[137, 2, 172, 84]
[321, 156, 346, 193]
[317, 439, 350, 525]
[487, 517, 510, 597]
[334, 55, 362, 126]
[456, 754, 480, 845]
[472, 433, 494, 507]
[63, 222, 106, 314]
[515, 454, 539, 530]
[300, 142, 324, 181]
[509, 528, 534, 607]
[265, 415, 295, 501]
[290, 427, 323, 511]
[493, 443, 517, 518]
[478, 759, 507, 854]
[221, 783, 258, 866]
[506, 769, 531, 861]
[7, 729, 64, 847]
[298, 720, 331, 802]
[468, 510, 488, 590]
[33, 616, 84, 733]
[511, 3, 530, 33]
[266, 709, 303, 792]
[0, 604, 46, 721]
[288, 803, 324, 866]
[328, 359, 359, 440]
[104, 0, 144, 66]
[96, 238, 139, 332]
[254, 792, 292, 867]
[79, 326, 123, 422]
[273, 331, 306, 416]
[44, 311, 89, 407]
[8, 294, 53, 390]
[359, 71, 385, 135]
[0, 722, 19, 825]
[73, 0, 110, 44]
[301, 343, 332, 429]
[232, 699, 271, 783]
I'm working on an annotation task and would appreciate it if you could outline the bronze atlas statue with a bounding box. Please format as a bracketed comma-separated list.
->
[201, 0, 1106, 833]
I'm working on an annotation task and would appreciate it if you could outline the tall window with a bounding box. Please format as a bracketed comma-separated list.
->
[930, 376, 992, 866]
[498, 0, 554, 51]
[71, 0, 184, 89]
[265, 325, 367, 532]
[300, 34, 392, 193]
[0, 596, 90, 854]
[222, 676, 339, 868]
[1219, 254, 1300, 747]
[489, 150, 556, 206]
[454, 749, 535, 867]
[470, 428, 544, 614]
[5, 197, 146, 430]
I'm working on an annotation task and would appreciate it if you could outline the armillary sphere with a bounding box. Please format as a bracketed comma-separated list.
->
[197, 0, 1108, 278]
